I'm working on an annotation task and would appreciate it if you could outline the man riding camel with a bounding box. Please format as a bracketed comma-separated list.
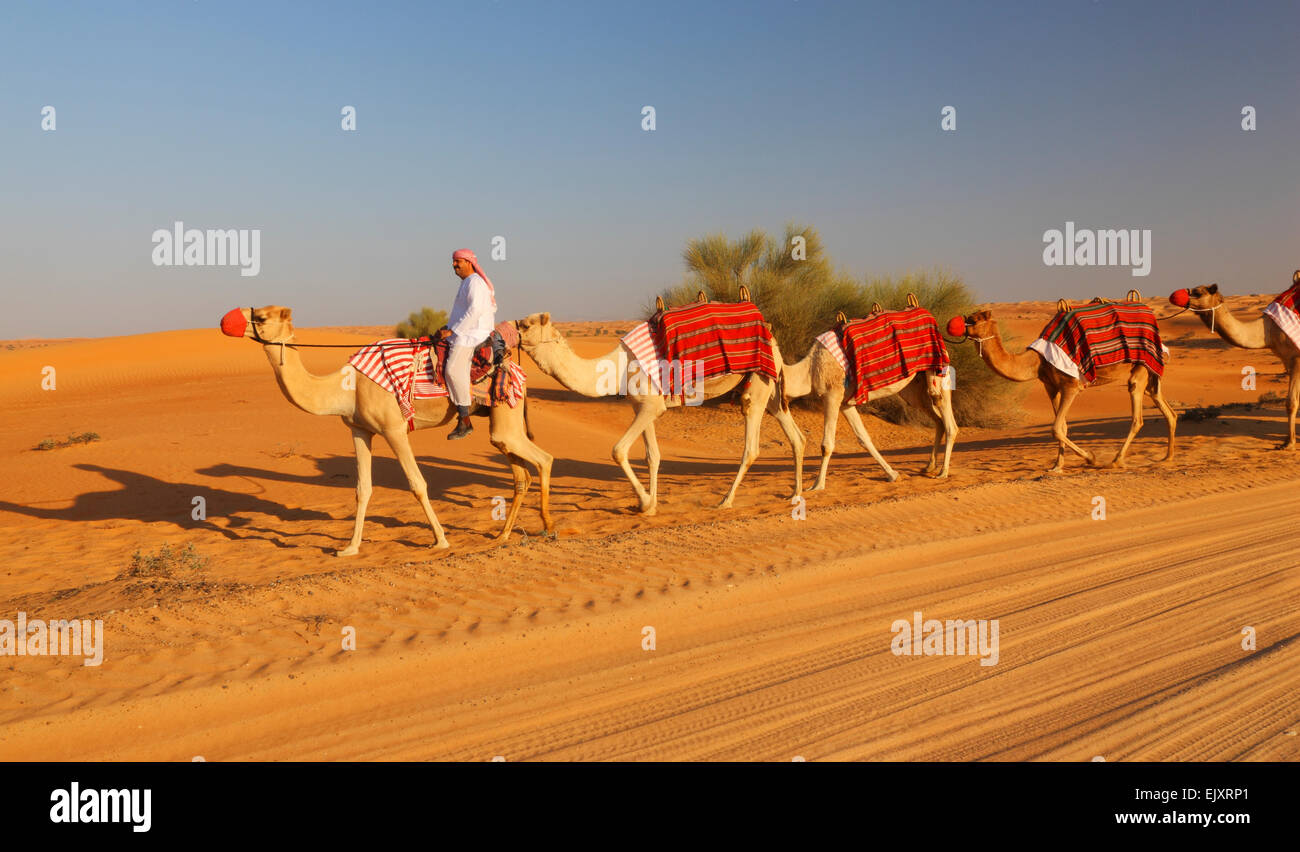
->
[439, 248, 497, 439]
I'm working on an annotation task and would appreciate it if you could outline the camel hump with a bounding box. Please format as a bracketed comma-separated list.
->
[906, 292, 919, 308]
[655, 295, 665, 312]
[696, 289, 708, 304]
[738, 284, 752, 302]
[1126, 288, 1142, 302]
[834, 309, 847, 325]
[1057, 298, 1071, 314]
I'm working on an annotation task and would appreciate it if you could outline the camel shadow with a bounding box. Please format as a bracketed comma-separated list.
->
[0, 463, 337, 549]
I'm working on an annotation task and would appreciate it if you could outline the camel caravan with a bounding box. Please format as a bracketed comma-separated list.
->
[219, 269, 1300, 552]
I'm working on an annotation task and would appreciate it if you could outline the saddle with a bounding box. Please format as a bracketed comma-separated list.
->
[424, 321, 520, 389]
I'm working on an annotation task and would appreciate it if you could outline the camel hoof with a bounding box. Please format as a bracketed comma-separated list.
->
[1047, 467, 1066, 475]
[716, 499, 734, 510]
[1280, 442, 1296, 451]
[808, 483, 826, 493]
[336, 547, 359, 558]
[433, 540, 451, 550]
[886, 471, 905, 483]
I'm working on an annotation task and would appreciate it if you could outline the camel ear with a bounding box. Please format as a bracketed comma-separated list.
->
[541, 312, 551, 326]
[1292, 270, 1299, 286]
[278, 307, 292, 321]
[1207, 283, 1219, 295]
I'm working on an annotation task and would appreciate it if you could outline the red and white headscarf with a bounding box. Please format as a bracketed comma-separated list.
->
[452, 248, 496, 309]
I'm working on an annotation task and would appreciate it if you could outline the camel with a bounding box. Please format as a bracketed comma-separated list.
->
[1176, 275, 1300, 448]
[954, 307, 1176, 472]
[780, 333, 957, 490]
[223, 306, 553, 555]
[514, 311, 805, 513]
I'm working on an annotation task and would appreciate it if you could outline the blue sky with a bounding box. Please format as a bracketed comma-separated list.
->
[3, 0, 1298, 338]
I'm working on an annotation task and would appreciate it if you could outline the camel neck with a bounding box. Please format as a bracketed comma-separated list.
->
[978, 329, 1040, 382]
[263, 343, 355, 417]
[523, 334, 621, 398]
[1198, 304, 1267, 349]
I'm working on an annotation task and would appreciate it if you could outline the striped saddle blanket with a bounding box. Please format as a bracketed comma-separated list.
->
[622, 301, 779, 398]
[1264, 281, 1300, 351]
[348, 330, 526, 431]
[1029, 301, 1165, 384]
[820, 308, 950, 405]
[653, 300, 777, 380]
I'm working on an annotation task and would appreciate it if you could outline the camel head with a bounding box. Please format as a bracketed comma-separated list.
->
[1169, 283, 1221, 312]
[219, 305, 296, 344]
[949, 309, 996, 341]
[514, 312, 558, 351]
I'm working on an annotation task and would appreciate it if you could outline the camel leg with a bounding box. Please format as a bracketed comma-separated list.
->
[1109, 370, 1147, 469]
[492, 455, 530, 541]
[718, 378, 770, 508]
[613, 397, 666, 514]
[1046, 387, 1066, 472]
[811, 383, 844, 491]
[1049, 385, 1094, 472]
[1147, 376, 1177, 462]
[842, 405, 902, 482]
[1284, 363, 1300, 450]
[643, 421, 661, 514]
[337, 428, 374, 557]
[489, 402, 555, 535]
[765, 392, 806, 499]
[901, 376, 948, 478]
[927, 382, 959, 478]
[383, 429, 450, 549]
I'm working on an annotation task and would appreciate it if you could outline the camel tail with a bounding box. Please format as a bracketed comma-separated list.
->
[777, 367, 790, 412]
[524, 395, 535, 441]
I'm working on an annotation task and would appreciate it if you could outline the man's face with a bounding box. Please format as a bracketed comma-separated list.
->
[452, 257, 473, 279]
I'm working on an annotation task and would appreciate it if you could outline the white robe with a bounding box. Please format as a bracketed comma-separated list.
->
[447, 272, 496, 347]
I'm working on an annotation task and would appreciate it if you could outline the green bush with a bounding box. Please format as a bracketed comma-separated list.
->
[395, 307, 449, 339]
[651, 224, 1023, 427]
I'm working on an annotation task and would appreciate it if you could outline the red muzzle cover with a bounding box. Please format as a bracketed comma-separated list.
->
[945, 316, 968, 338]
[220, 308, 248, 337]
[1168, 289, 1190, 308]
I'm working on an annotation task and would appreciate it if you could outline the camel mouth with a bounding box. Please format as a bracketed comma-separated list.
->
[1169, 289, 1190, 308]
[220, 308, 248, 337]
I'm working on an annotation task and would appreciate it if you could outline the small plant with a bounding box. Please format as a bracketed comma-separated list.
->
[34, 432, 100, 451]
[128, 543, 209, 579]
[1259, 391, 1285, 406]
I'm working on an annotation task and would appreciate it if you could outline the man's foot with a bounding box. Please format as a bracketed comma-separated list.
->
[447, 417, 473, 440]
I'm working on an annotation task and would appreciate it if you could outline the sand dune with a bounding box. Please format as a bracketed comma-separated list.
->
[1, 300, 1296, 760]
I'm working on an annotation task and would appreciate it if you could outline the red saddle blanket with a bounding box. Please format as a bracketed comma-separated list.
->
[839, 307, 949, 404]
[652, 301, 778, 385]
[1033, 301, 1165, 384]
[1271, 280, 1300, 313]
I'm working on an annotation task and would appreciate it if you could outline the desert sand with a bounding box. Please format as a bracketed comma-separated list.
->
[1, 296, 1296, 760]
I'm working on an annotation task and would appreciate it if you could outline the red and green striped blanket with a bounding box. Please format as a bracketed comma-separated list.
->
[652, 301, 778, 385]
[839, 307, 949, 404]
[1031, 301, 1165, 384]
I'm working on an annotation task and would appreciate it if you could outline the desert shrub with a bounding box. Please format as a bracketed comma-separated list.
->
[651, 225, 1023, 427]
[395, 307, 449, 339]
[34, 432, 101, 451]
[127, 543, 209, 578]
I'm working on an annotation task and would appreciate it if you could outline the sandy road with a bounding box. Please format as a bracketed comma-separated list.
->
[5, 462, 1296, 761]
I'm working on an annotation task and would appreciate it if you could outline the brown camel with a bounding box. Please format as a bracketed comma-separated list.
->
[514, 312, 805, 513]
[1177, 275, 1300, 448]
[955, 308, 1176, 472]
[224, 306, 553, 555]
[781, 339, 957, 489]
